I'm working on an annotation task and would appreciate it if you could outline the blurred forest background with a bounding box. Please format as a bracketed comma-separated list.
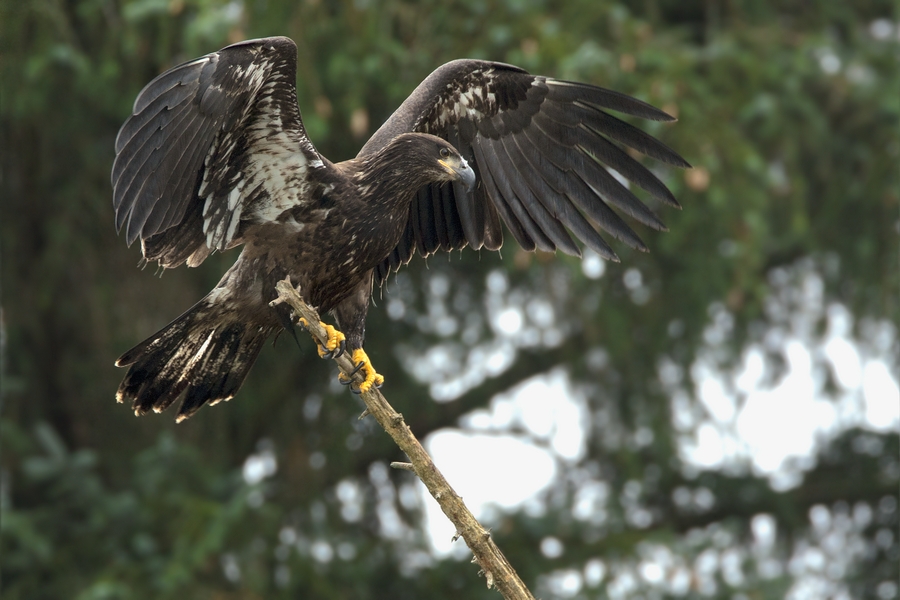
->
[1, 0, 898, 598]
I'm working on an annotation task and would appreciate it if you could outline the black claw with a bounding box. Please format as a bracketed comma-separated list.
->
[351, 385, 363, 395]
[320, 341, 345, 360]
[348, 361, 366, 377]
[339, 376, 353, 386]
[374, 381, 383, 390]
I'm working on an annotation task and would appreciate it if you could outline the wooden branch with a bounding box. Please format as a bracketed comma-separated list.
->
[271, 279, 535, 600]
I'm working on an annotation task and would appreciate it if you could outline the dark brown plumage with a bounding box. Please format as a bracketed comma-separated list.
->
[112, 37, 689, 421]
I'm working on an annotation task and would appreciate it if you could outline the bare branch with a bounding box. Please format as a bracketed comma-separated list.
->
[271, 279, 536, 600]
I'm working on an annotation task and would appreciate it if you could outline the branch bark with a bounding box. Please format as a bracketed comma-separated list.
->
[271, 279, 536, 600]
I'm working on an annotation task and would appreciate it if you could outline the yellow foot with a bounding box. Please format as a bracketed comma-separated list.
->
[338, 348, 384, 394]
[299, 318, 346, 358]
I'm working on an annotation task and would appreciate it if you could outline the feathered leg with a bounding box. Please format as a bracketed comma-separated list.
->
[332, 273, 383, 393]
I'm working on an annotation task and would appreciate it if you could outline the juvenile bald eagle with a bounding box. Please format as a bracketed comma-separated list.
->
[113, 37, 689, 422]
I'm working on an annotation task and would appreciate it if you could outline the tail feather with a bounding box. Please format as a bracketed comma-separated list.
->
[115, 293, 272, 421]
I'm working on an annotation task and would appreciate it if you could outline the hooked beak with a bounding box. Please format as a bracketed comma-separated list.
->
[441, 157, 476, 193]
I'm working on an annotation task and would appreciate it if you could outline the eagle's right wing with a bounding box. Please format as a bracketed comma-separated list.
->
[112, 36, 324, 268]
[361, 60, 690, 284]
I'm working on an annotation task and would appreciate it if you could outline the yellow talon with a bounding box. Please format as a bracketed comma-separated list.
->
[299, 318, 346, 357]
[341, 348, 384, 393]
[322, 324, 346, 357]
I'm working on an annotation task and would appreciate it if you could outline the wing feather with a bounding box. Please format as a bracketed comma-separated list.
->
[432, 183, 450, 251]
[471, 143, 536, 252]
[524, 116, 667, 238]
[480, 139, 558, 253]
[366, 59, 689, 283]
[112, 37, 324, 268]
[481, 188, 504, 251]
[530, 112, 678, 209]
[445, 127, 485, 247]
[439, 182, 464, 251]
[507, 129, 634, 258]
[397, 214, 416, 263]
[493, 135, 581, 256]
[544, 79, 674, 121]
[134, 99, 216, 236]
[415, 187, 439, 255]
[541, 100, 688, 168]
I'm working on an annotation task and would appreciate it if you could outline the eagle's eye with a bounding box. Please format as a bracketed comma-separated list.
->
[439, 147, 451, 159]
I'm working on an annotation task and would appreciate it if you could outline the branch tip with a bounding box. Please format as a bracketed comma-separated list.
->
[390, 461, 415, 471]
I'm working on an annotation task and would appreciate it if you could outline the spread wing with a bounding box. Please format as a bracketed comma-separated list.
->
[361, 60, 691, 284]
[112, 36, 324, 268]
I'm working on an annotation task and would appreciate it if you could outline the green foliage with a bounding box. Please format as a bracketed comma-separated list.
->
[1, 0, 896, 598]
[1, 421, 267, 599]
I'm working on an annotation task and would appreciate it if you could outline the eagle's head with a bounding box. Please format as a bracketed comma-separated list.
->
[383, 133, 476, 192]
[423, 134, 476, 192]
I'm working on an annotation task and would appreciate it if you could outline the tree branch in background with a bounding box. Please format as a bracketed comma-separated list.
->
[271, 279, 536, 600]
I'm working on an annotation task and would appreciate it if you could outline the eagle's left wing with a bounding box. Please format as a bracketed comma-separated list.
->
[361, 60, 690, 284]
[113, 37, 324, 268]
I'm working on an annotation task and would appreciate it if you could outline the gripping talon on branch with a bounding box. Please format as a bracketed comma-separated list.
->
[338, 348, 384, 394]
[299, 318, 347, 358]
[324, 338, 346, 359]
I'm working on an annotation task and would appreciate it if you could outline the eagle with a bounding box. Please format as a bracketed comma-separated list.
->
[113, 37, 689, 422]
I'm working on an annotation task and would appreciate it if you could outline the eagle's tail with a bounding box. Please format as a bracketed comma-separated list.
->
[115, 290, 272, 422]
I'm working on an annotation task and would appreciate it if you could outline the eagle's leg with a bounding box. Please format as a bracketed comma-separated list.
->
[299, 317, 346, 359]
[332, 273, 382, 393]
